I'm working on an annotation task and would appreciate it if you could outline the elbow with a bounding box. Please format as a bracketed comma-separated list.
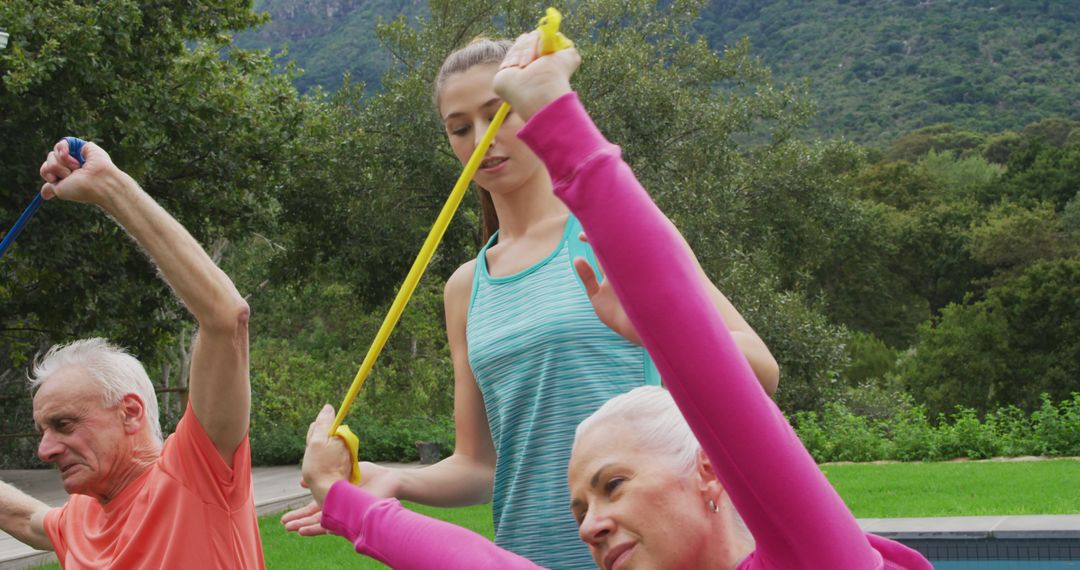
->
[228, 302, 252, 336]
[733, 332, 781, 396]
[202, 299, 251, 337]
[451, 450, 496, 504]
[466, 454, 496, 504]
[759, 356, 781, 396]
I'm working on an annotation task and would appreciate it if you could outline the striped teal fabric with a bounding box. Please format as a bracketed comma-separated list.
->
[467, 214, 658, 569]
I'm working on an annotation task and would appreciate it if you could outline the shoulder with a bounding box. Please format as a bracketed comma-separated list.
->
[47, 493, 95, 533]
[445, 259, 477, 305]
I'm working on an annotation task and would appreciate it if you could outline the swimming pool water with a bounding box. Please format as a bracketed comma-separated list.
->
[932, 562, 1077, 569]
[900, 536, 1080, 569]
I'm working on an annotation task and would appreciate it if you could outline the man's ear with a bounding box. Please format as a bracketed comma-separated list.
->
[119, 394, 146, 435]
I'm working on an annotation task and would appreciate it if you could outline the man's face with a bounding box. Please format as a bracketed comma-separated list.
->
[32, 367, 131, 500]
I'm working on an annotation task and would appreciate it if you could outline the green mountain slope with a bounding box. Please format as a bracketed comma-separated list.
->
[697, 0, 1079, 143]
[235, 0, 1079, 143]
[234, 0, 424, 92]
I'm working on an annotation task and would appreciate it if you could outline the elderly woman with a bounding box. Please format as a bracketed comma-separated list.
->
[299, 31, 932, 570]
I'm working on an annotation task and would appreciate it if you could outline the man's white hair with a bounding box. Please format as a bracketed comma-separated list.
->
[29, 338, 162, 443]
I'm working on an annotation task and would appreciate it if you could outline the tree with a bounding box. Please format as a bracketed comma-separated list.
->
[902, 257, 1080, 416]
[967, 200, 1066, 273]
[0, 1, 324, 465]
[0, 1, 312, 360]
[883, 125, 987, 163]
[998, 141, 1080, 211]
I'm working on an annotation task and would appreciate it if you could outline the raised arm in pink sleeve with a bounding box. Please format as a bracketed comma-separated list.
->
[322, 481, 545, 569]
[518, 92, 930, 570]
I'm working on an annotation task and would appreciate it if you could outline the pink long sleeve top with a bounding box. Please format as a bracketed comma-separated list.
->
[321, 92, 932, 570]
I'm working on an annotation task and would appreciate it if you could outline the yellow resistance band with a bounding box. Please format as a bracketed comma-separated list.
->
[330, 7, 573, 485]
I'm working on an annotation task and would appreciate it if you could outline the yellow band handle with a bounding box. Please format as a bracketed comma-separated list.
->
[538, 7, 574, 55]
[333, 425, 362, 484]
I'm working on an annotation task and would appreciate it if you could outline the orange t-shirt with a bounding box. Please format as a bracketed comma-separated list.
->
[43, 403, 265, 569]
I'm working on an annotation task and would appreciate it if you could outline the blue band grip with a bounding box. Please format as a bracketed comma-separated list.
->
[0, 137, 88, 259]
[65, 137, 87, 166]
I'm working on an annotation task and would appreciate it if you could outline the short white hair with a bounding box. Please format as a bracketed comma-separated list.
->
[575, 386, 700, 475]
[29, 338, 162, 443]
[575, 385, 752, 541]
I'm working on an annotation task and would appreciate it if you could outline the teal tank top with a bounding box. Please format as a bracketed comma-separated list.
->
[467, 214, 660, 569]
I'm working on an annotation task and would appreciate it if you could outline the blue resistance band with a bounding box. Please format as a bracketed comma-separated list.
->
[0, 137, 87, 260]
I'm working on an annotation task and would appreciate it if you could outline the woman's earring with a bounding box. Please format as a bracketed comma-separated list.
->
[708, 499, 719, 513]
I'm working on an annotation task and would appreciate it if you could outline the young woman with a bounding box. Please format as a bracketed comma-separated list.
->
[285, 35, 779, 569]
[298, 30, 932, 570]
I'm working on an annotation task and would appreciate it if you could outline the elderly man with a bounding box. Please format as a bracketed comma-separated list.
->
[0, 140, 263, 568]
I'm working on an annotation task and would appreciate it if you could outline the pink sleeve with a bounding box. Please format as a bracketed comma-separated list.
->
[322, 481, 546, 569]
[519, 92, 906, 569]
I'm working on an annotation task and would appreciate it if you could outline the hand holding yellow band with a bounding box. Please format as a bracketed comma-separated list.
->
[334, 425, 362, 484]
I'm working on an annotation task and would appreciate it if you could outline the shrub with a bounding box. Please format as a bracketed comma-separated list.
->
[843, 332, 899, 386]
[1033, 392, 1080, 456]
[888, 403, 938, 461]
[794, 393, 1080, 463]
[820, 402, 891, 462]
[985, 405, 1039, 457]
[937, 407, 998, 460]
[792, 410, 830, 463]
[249, 337, 347, 465]
[352, 416, 455, 463]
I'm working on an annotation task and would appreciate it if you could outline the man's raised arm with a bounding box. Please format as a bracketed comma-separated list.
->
[40, 140, 251, 465]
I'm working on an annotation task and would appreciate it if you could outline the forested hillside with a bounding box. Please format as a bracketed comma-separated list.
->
[238, 0, 1079, 143]
[697, 0, 1079, 143]
[235, 0, 424, 92]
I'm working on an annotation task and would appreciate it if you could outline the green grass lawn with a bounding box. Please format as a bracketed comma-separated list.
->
[259, 501, 494, 569]
[824, 458, 1080, 518]
[32, 459, 1079, 569]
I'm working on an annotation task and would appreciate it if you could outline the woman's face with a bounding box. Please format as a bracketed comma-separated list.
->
[438, 63, 547, 195]
[568, 422, 715, 570]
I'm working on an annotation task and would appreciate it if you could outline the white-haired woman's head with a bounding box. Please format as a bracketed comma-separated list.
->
[569, 386, 753, 569]
[30, 338, 162, 443]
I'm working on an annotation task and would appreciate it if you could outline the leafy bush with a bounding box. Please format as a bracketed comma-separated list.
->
[351, 416, 455, 463]
[249, 337, 349, 465]
[794, 393, 1080, 463]
[820, 402, 891, 462]
[792, 410, 830, 463]
[985, 405, 1038, 457]
[937, 408, 998, 460]
[842, 331, 899, 386]
[887, 403, 937, 462]
[1033, 393, 1080, 456]
[246, 283, 456, 466]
